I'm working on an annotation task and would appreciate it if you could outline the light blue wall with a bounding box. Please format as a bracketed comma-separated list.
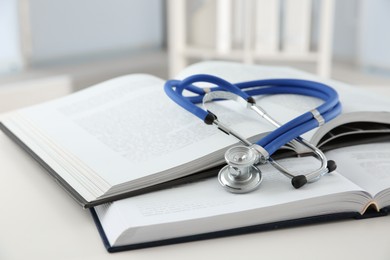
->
[28, 0, 164, 64]
[3, 0, 390, 74]
[359, 0, 390, 71]
[330, 0, 390, 74]
[0, 0, 23, 73]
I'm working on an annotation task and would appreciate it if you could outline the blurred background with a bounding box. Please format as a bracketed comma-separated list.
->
[1, 0, 390, 111]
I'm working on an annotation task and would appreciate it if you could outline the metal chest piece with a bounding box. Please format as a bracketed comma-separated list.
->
[218, 146, 263, 193]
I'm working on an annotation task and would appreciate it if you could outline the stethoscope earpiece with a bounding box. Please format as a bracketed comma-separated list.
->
[291, 175, 308, 189]
[326, 160, 337, 172]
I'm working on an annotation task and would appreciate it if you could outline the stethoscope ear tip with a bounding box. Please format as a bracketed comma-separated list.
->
[291, 175, 308, 189]
[326, 160, 337, 173]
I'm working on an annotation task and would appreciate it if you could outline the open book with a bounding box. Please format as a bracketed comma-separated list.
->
[92, 142, 390, 252]
[1, 61, 390, 208]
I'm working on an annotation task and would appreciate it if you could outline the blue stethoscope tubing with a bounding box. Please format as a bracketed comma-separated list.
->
[164, 74, 341, 157]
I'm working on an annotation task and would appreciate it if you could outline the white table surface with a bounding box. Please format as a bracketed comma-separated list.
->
[1, 86, 390, 260]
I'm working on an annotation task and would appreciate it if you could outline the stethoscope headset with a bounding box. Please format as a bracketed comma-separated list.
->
[164, 74, 341, 193]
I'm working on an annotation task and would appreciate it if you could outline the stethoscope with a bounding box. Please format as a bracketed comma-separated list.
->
[164, 74, 341, 193]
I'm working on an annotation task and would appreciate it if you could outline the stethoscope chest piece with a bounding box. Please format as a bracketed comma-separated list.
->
[218, 146, 263, 193]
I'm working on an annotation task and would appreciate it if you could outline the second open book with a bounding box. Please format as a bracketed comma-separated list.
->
[1, 61, 390, 207]
[93, 141, 390, 251]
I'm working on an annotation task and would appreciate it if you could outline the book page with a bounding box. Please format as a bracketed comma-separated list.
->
[325, 142, 390, 197]
[95, 156, 368, 246]
[2, 74, 275, 195]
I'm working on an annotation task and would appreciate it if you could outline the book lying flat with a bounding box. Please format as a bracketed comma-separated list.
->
[1, 61, 390, 208]
[91, 142, 390, 252]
